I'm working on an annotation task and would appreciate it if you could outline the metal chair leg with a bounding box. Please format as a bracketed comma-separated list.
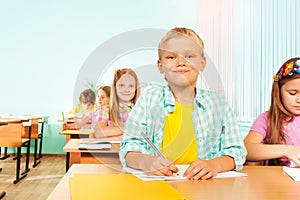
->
[38, 121, 45, 160]
[33, 139, 40, 167]
[13, 147, 27, 184]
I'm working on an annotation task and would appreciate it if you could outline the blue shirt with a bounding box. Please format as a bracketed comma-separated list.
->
[120, 85, 247, 170]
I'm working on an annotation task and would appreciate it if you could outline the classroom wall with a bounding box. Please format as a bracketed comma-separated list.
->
[0, 0, 200, 154]
[2, 1, 294, 154]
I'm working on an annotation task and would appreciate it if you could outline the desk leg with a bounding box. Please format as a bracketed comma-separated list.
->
[65, 135, 71, 143]
[24, 126, 31, 173]
[66, 152, 70, 172]
[33, 139, 41, 168]
[38, 121, 45, 159]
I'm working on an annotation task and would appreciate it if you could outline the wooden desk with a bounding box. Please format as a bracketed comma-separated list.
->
[59, 129, 93, 143]
[22, 115, 49, 167]
[63, 139, 120, 172]
[0, 117, 27, 160]
[48, 165, 300, 200]
[0, 118, 30, 183]
[0, 122, 8, 197]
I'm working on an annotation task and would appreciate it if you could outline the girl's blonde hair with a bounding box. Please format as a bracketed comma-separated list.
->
[267, 57, 300, 165]
[98, 85, 111, 98]
[109, 68, 140, 127]
[158, 27, 205, 59]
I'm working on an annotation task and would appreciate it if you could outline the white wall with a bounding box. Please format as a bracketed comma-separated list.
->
[0, 0, 200, 123]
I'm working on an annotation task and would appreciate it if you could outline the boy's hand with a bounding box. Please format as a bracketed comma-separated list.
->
[142, 155, 178, 176]
[61, 123, 77, 130]
[61, 123, 67, 130]
[184, 160, 218, 180]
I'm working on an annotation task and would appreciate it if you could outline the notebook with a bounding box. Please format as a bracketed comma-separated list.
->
[69, 173, 186, 200]
[123, 164, 247, 181]
[78, 138, 112, 150]
[283, 166, 300, 181]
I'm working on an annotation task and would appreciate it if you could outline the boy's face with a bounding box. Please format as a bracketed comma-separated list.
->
[157, 37, 205, 88]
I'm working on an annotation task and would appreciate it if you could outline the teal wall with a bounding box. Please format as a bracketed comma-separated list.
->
[42, 124, 65, 154]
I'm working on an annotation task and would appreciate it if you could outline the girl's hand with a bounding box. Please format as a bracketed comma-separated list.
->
[284, 145, 300, 166]
[142, 155, 178, 176]
[184, 160, 218, 180]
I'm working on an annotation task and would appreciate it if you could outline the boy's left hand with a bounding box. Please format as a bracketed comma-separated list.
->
[184, 160, 218, 180]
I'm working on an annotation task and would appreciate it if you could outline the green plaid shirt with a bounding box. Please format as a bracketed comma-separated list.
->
[120, 85, 246, 170]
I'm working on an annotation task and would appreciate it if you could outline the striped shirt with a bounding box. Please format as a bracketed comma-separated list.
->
[119, 85, 247, 170]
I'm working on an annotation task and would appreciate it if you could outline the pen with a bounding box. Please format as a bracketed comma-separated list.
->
[62, 112, 65, 122]
[140, 132, 178, 176]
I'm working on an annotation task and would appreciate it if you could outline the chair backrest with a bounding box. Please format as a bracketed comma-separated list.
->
[21, 119, 39, 139]
[0, 123, 23, 147]
[30, 119, 39, 139]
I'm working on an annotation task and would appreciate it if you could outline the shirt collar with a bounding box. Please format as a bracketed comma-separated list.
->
[119, 102, 134, 111]
[163, 85, 207, 111]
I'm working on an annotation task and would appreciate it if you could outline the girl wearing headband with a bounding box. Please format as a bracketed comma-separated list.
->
[244, 57, 300, 166]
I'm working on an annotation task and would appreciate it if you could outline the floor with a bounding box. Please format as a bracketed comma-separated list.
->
[0, 154, 65, 200]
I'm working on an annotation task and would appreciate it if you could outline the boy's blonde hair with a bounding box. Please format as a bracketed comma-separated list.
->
[158, 27, 205, 59]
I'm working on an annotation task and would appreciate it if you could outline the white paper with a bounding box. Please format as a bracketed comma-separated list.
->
[123, 164, 247, 181]
[283, 166, 300, 181]
[214, 171, 248, 178]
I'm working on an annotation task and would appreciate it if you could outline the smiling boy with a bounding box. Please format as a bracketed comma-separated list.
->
[120, 27, 246, 180]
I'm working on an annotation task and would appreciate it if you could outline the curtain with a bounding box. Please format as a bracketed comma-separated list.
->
[199, 0, 300, 130]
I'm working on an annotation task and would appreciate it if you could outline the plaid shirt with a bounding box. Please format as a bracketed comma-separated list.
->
[120, 85, 247, 170]
[88, 104, 133, 128]
[107, 103, 134, 127]
[88, 105, 110, 129]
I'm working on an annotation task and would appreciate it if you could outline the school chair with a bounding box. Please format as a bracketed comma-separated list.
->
[0, 122, 31, 184]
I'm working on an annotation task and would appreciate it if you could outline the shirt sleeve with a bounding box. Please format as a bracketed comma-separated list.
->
[119, 94, 150, 166]
[250, 111, 269, 138]
[205, 94, 247, 171]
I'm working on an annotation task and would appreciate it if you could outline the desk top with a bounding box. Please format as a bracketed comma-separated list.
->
[0, 118, 22, 123]
[0, 122, 8, 126]
[48, 164, 300, 200]
[59, 129, 94, 135]
[0, 115, 40, 121]
[63, 139, 120, 153]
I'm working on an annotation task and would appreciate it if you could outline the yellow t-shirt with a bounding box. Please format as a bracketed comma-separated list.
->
[68, 104, 97, 114]
[161, 101, 198, 164]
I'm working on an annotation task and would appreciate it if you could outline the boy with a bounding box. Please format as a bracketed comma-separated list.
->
[119, 27, 246, 180]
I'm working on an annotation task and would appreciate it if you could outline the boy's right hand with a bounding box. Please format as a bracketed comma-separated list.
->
[61, 123, 67, 130]
[61, 123, 77, 130]
[142, 155, 178, 176]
